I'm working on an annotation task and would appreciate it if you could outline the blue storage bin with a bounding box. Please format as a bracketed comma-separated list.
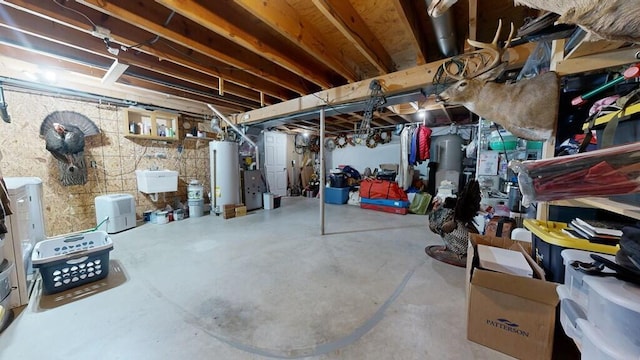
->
[325, 187, 350, 204]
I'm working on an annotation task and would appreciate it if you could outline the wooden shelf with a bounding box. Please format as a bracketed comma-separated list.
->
[124, 109, 180, 141]
[538, 41, 640, 222]
[124, 134, 179, 142]
[549, 197, 640, 220]
[184, 136, 217, 141]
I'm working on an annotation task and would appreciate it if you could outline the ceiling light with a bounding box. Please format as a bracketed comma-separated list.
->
[101, 60, 129, 85]
[43, 70, 57, 83]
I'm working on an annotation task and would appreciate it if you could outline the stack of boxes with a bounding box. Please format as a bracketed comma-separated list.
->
[222, 204, 247, 219]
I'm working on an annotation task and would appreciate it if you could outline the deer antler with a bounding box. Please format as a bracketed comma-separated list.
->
[440, 20, 514, 81]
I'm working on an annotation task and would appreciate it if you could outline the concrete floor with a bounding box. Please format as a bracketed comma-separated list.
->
[0, 197, 512, 359]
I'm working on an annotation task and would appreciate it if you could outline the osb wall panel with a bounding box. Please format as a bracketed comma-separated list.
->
[0, 90, 211, 236]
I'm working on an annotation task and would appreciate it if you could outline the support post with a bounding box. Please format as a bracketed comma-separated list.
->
[320, 107, 325, 235]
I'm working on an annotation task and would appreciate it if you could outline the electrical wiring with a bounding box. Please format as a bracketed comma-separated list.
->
[52, 0, 97, 29]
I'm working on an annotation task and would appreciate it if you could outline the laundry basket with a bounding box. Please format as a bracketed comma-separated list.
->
[32, 231, 114, 294]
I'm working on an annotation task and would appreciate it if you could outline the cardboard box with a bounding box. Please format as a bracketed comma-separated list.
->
[467, 234, 559, 360]
[235, 206, 247, 216]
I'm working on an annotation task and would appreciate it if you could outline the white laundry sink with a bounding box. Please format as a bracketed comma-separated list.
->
[135, 169, 178, 194]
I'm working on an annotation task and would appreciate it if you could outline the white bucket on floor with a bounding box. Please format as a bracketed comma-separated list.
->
[188, 199, 204, 218]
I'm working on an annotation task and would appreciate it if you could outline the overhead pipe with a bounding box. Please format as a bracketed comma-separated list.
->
[0, 84, 10, 123]
[425, 0, 459, 57]
[207, 103, 259, 170]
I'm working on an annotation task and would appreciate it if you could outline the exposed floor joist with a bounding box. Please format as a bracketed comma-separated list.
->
[156, 0, 334, 89]
[312, 0, 394, 74]
[233, 0, 358, 82]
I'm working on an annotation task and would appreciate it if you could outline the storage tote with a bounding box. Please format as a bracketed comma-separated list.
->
[523, 219, 618, 283]
[325, 187, 349, 204]
[31, 231, 114, 294]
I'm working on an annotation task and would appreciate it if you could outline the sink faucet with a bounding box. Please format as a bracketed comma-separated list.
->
[150, 164, 159, 171]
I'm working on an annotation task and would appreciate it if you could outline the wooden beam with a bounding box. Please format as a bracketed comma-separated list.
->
[242, 55, 504, 125]
[392, 0, 427, 65]
[76, 0, 305, 97]
[565, 39, 625, 60]
[233, 0, 357, 82]
[155, 0, 334, 89]
[348, 112, 385, 128]
[466, 0, 478, 53]
[0, 9, 264, 107]
[554, 45, 640, 75]
[0, 51, 210, 115]
[312, 0, 394, 74]
[234, 59, 449, 124]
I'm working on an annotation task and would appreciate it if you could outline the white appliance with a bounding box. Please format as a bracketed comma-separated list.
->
[210, 141, 240, 209]
[3, 177, 45, 308]
[95, 194, 136, 233]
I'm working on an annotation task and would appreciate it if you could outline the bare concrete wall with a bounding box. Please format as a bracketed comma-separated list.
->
[0, 90, 210, 236]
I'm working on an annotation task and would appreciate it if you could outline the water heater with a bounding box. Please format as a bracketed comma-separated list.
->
[210, 141, 240, 209]
[434, 133, 463, 191]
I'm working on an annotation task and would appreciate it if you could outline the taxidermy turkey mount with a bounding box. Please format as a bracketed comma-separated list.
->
[39, 111, 100, 186]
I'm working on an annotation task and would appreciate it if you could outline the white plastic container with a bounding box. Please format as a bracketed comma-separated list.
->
[156, 211, 168, 224]
[583, 275, 640, 348]
[560, 249, 616, 309]
[0, 260, 14, 302]
[187, 179, 203, 200]
[188, 199, 204, 218]
[263, 193, 274, 210]
[557, 285, 586, 348]
[577, 319, 640, 360]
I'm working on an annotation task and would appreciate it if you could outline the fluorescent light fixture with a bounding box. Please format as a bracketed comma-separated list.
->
[101, 60, 129, 85]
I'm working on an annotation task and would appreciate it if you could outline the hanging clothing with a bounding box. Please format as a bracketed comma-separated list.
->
[417, 125, 433, 161]
[409, 126, 418, 166]
[399, 127, 415, 190]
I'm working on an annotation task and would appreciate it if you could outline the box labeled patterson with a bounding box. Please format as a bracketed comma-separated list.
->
[467, 234, 559, 360]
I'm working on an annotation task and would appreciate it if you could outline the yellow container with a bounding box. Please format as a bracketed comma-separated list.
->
[523, 219, 619, 283]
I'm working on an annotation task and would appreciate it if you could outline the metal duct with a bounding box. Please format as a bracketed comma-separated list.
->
[425, 0, 459, 57]
[0, 85, 10, 123]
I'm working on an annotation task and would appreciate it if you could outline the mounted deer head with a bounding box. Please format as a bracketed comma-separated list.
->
[435, 21, 559, 141]
[441, 19, 514, 80]
[436, 70, 559, 141]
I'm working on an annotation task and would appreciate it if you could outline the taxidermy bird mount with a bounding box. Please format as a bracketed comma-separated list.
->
[39, 111, 100, 186]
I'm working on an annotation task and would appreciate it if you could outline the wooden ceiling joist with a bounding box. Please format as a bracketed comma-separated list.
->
[4, 0, 296, 101]
[0, 8, 265, 108]
[77, 0, 309, 96]
[0, 51, 210, 114]
[392, 0, 427, 65]
[232, 0, 358, 83]
[155, 0, 334, 89]
[312, 0, 394, 74]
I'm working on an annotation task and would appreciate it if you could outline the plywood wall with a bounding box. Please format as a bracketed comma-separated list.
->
[0, 90, 211, 236]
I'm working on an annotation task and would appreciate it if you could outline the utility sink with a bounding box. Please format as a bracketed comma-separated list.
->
[135, 169, 178, 193]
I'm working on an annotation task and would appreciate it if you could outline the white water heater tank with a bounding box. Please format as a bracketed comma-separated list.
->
[210, 141, 240, 207]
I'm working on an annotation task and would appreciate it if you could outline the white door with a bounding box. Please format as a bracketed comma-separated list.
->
[264, 132, 288, 196]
